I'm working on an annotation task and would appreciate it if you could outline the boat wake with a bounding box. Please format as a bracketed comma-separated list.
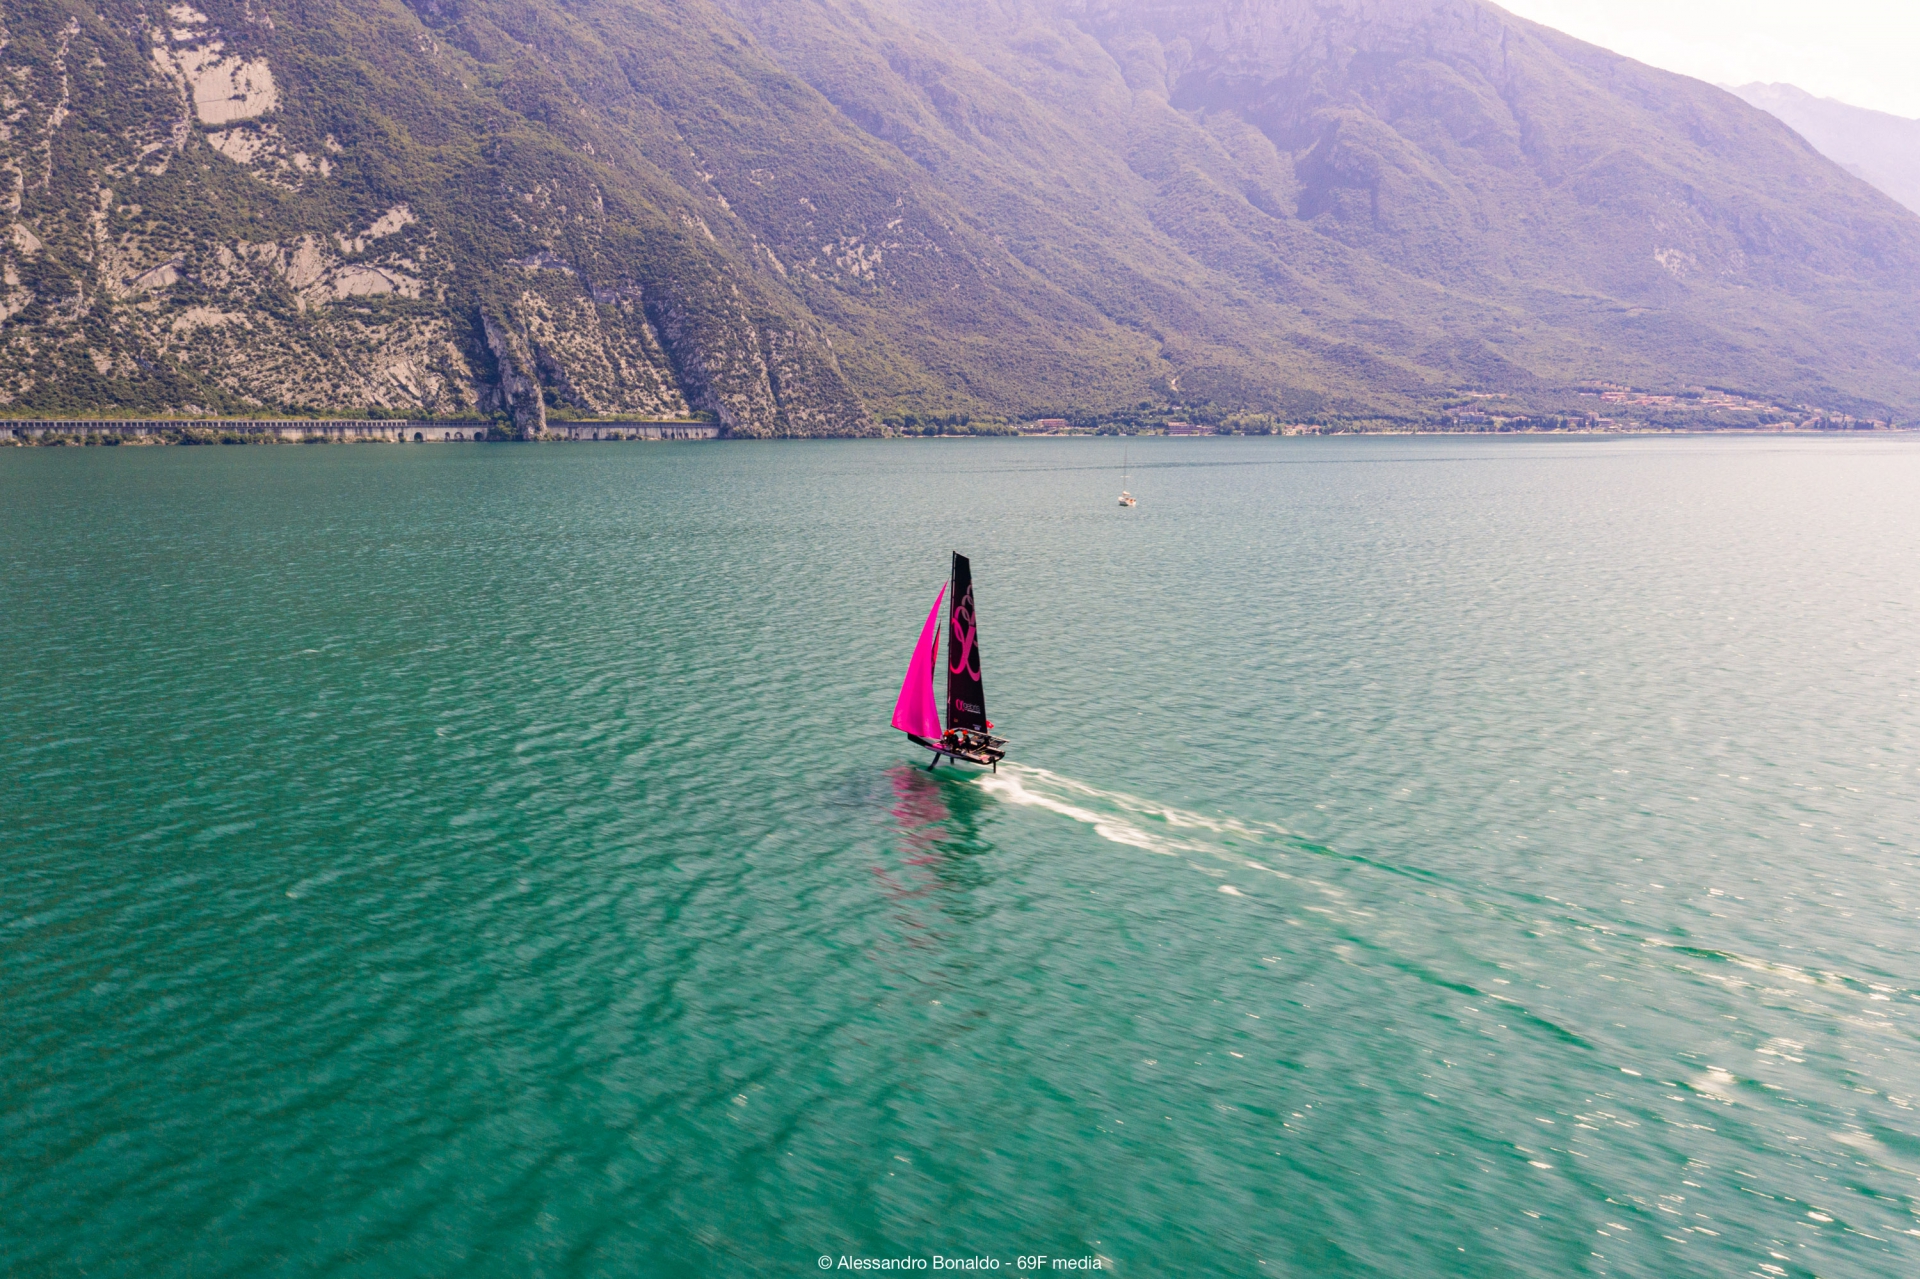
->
[976, 763, 1299, 871]
[974, 765, 1437, 918]
[978, 771, 1920, 1029]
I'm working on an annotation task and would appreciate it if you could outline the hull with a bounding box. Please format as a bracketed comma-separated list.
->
[906, 733, 1005, 770]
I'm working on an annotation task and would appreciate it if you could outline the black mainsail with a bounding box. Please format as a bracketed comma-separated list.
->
[945, 552, 988, 733]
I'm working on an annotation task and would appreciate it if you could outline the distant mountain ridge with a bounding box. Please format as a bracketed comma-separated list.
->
[1, 0, 1917, 433]
[1724, 83, 1920, 217]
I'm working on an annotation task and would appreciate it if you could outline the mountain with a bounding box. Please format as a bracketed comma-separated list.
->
[2, 0, 1918, 435]
[1725, 83, 1920, 218]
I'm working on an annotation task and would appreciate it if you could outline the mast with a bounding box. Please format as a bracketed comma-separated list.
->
[945, 552, 988, 732]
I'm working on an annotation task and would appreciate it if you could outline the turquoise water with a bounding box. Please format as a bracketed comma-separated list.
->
[4, 436, 1919, 1277]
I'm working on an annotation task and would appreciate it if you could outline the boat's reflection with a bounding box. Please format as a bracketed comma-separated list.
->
[866, 765, 997, 960]
[889, 763, 952, 868]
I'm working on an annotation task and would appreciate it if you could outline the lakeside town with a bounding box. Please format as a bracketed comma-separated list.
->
[0, 384, 1902, 444]
[1007, 383, 1901, 436]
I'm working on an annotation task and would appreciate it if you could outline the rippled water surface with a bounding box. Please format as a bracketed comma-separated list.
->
[5, 436, 1920, 1277]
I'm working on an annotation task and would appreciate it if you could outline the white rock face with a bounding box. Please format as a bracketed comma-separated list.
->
[128, 260, 183, 293]
[207, 128, 268, 163]
[170, 306, 251, 335]
[337, 205, 414, 253]
[151, 5, 281, 129]
[329, 264, 422, 299]
[172, 45, 280, 125]
[366, 205, 414, 239]
[283, 236, 327, 288]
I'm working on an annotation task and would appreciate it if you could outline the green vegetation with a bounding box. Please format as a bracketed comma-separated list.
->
[2, 0, 1917, 433]
[881, 412, 1017, 436]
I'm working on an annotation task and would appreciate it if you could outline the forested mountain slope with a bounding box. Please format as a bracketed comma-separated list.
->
[2, 0, 1916, 433]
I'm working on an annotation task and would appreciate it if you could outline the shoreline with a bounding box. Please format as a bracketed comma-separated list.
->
[1, 420, 1911, 446]
[0, 418, 720, 444]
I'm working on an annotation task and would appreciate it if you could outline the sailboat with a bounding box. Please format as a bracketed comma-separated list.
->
[1119, 441, 1137, 506]
[890, 552, 1008, 771]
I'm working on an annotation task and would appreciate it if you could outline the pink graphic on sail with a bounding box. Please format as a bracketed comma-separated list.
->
[890, 584, 947, 738]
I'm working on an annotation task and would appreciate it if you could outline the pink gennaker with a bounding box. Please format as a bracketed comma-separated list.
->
[889, 583, 946, 739]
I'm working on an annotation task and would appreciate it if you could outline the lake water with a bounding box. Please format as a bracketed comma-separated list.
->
[4, 435, 1919, 1277]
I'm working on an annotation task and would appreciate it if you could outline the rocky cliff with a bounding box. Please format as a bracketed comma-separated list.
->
[0, 0, 876, 434]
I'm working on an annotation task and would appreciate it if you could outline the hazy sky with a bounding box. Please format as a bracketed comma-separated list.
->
[1497, 0, 1920, 118]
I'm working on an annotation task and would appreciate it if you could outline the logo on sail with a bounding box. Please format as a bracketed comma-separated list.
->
[948, 586, 980, 680]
